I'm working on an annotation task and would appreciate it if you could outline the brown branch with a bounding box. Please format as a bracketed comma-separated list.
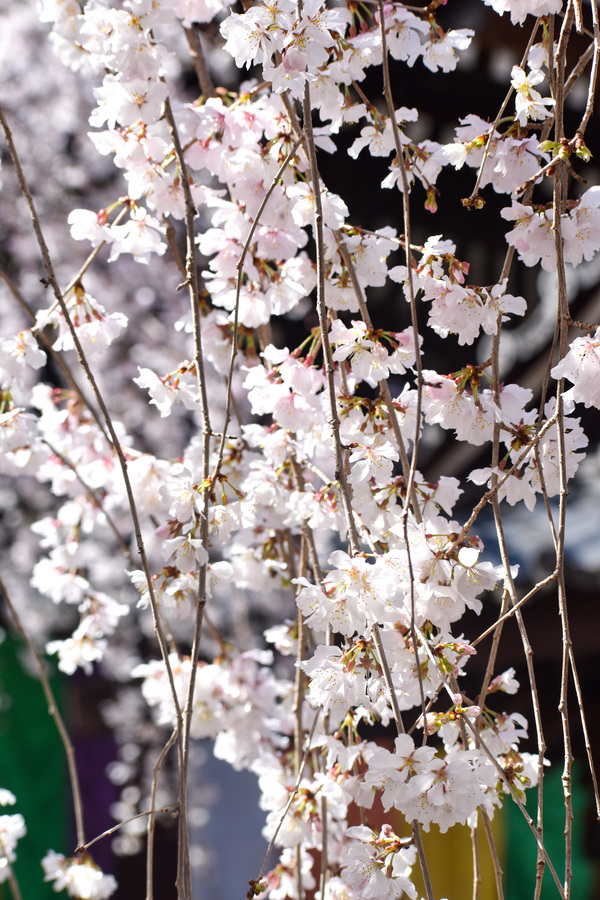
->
[0, 577, 86, 850]
[183, 25, 217, 98]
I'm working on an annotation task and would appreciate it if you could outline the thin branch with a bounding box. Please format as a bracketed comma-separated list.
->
[467, 18, 543, 204]
[41, 439, 133, 560]
[147, 731, 178, 900]
[0, 93, 185, 880]
[577, 0, 600, 135]
[0, 577, 86, 850]
[463, 716, 566, 900]
[183, 25, 217, 98]
[0, 264, 112, 446]
[163, 95, 214, 900]
[302, 84, 361, 557]
[81, 805, 178, 852]
[211, 135, 303, 484]
[332, 230, 422, 522]
[481, 808, 504, 900]
[252, 708, 321, 888]
[471, 818, 481, 900]
[472, 570, 558, 647]
[6, 867, 23, 900]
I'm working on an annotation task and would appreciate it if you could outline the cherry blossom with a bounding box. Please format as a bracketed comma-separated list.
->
[1, 1, 596, 897]
[0, 792, 25, 884]
[42, 851, 117, 900]
[551, 327, 600, 408]
[510, 65, 554, 126]
[483, 0, 563, 26]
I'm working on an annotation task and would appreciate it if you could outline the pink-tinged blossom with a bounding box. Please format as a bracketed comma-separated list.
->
[37, 288, 128, 357]
[421, 371, 497, 445]
[362, 734, 437, 812]
[330, 320, 419, 387]
[175, 0, 234, 26]
[470, 399, 587, 509]
[525, 399, 588, 495]
[341, 824, 418, 900]
[38, 0, 80, 23]
[156, 528, 209, 573]
[420, 277, 526, 345]
[363, 737, 499, 832]
[565, 187, 600, 267]
[469, 465, 538, 511]
[551, 327, 600, 408]
[489, 667, 520, 695]
[90, 76, 168, 129]
[134, 651, 283, 753]
[501, 201, 577, 271]
[220, 0, 292, 67]
[301, 639, 387, 718]
[264, 847, 317, 900]
[295, 551, 398, 637]
[67, 208, 115, 246]
[0, 408, 41, 470]
[348, 107, 418, 160]
[159, 470, 205, 523]
[442, 114, 546, 195]
[106, 206, 166, 264]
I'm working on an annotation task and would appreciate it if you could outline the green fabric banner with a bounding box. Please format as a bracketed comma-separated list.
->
[0, 629, 67, 900]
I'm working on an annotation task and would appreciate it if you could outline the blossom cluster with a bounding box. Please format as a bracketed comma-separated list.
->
[0, 790, 25, 885]
[1, 0, 597, 898]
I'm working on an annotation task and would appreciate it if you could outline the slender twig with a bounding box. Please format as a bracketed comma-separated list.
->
[481, 808, 505, 900]
[147, 731, 178, 900]
[253, 708, 321, 888]
[81, 805, 178, 852]
[163, 95, 214, 900]
[0, 265, 112, 446]
[0, 96, 185, 894]
[471, 818, 481, 900]
[473, 570, 558, 646]
[211, 135, 303, 484]
[0, 577, 86, 850]
[41, 439, 133, 560]
[7, 867, 23, 900]
[371, 624, 405, 735]
[302, 87, 361, 557]
[577, 2, 600, 135]
[332, 230, 421, 521]
[376, 0, 430, 753]
[551, 10, 575, 893]
[468, 19, 543, 204]
[375, 6, 433, 893]
[183, 25, 217, 98]
[489, 496, 548, 900]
